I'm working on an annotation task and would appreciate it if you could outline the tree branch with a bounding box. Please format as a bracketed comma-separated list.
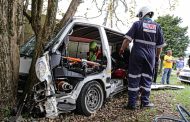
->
[23, 10, 32, 23]
[23, 0, 32, 23]
[23, 0, 29, 12]
[102, 9, 109, 26]
[42, 0, 58, 44]
[55, 0, 81, 34]
[77, 0, 106, 20]
[168, 0, 172, 10]
[31, 0, 44, 34]
[79, 0, 106, 19]
[76, 11, 103, 19]
[93, 0, 106, 12]
[113, 9, 125, 25]
[113, 9, 125, 31]
[120, 0, 128, 12]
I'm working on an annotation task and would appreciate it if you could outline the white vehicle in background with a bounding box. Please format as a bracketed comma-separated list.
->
[178, 66, 190, 83]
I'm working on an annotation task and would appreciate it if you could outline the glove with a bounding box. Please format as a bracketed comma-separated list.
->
[119, 48, 124, 55]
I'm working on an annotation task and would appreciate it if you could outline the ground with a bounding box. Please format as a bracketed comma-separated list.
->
[3, 72, 190, 122]
[20, 73, 190, 122]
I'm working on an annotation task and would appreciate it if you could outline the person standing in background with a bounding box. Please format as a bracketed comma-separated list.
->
[161, 50, 175, 84]
[176, 57, 184, 77]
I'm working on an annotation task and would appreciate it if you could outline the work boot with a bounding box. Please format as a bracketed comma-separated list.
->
[140, 103, 154, 109]
[123, 104, 136, 110]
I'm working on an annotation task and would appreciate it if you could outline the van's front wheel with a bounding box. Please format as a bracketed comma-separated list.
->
[76, 81, 104, 116]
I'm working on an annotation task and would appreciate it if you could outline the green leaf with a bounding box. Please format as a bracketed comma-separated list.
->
[156, 15, 190, 57]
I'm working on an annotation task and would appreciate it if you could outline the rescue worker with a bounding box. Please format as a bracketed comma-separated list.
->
[87, 41, 99, 61]
[120, 6, 165, 109]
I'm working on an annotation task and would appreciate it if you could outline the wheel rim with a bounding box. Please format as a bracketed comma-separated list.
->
[85, 85, 103, 113]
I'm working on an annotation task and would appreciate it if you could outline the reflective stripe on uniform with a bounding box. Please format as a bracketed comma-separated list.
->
[140, 86, 151, 91]
[124, 35, 133, 42]
[156, 43, 166, 48]
[129, 73, 152, 80]
[129, 74, 141, 78]
[135, 39, 156, 46]
[142, 73, 152, 80]
[128, 87, 139, 91]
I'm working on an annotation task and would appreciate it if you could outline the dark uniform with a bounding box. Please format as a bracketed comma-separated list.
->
[125, 18, 165, 107]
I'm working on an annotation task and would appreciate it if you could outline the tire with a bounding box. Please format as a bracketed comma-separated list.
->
[76, 81, 104, 116]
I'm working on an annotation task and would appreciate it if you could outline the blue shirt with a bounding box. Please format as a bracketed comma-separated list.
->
[176, 60, 184, 69]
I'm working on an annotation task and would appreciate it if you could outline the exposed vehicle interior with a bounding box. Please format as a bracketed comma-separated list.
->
[50, 23, 130, 93]
[53, 24, 129, 74]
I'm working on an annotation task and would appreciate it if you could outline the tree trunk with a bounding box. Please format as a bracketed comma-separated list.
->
[0, 0, 23, 119]
[42, 0, 58, 44]
[103, 1, 110, 26]
[23, 0, 81, 98]
[25, 0, 58, 92]
[17, 0, 24, 46]
[26, 33, 43, 91]
[25, 0, 81, 92]
[24, 0, 44, 92]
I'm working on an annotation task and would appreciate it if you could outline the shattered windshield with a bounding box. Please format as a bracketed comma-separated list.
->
[20, 36, 56, 57]
[20, 36, 36, 57]
[20, 19, 73, 57]
[20, 33, 61, 57]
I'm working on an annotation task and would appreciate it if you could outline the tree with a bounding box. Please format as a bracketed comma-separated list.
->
[20, 1, 58, 101]
[77, 0, 177, 31]
[55, 0, 82, 34]
[22, 0, 81, 103]
[156, 15, 189, 75]
[156, 15, 190, 57]
[0, 0, 23, 119]
[102, 0, 136, 28]
[88, 0, 135, 29]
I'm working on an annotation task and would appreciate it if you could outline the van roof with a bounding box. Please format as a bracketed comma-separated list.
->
[72, 17, 125, 35]
[71, 17, 125, 44]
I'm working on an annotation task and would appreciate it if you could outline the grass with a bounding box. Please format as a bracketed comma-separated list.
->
[0, 106, 11, 121]
[156, 71, 190, 106]
[142, 71, 190, 121]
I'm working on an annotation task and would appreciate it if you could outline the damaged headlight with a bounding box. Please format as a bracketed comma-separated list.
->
[36, 59, 47, 81]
